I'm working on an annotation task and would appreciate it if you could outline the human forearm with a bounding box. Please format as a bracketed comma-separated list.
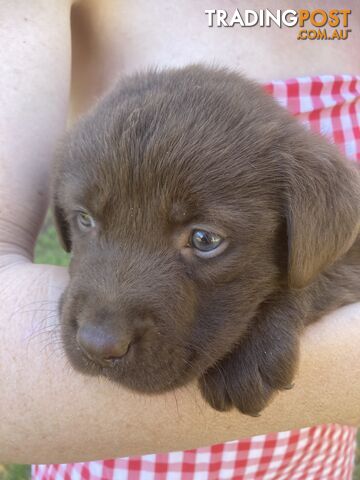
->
[0, 0, 72, 262]
[1, 268, 359, 465]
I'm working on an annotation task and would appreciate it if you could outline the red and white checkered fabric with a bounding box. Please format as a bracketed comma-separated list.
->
[33, 74, 360, 479]
[32, 425, 357, 480]
[264, 74, 360, 161]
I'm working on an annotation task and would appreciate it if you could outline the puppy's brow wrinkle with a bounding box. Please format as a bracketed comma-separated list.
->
[168, 202, 197, 225]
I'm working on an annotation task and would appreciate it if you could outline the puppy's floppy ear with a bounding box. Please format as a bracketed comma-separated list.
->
[284, 139, 360, 289]
[53, 199, 72, 252]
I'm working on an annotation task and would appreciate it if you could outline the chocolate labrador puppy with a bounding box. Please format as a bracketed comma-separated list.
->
[53, 65, 360, 416]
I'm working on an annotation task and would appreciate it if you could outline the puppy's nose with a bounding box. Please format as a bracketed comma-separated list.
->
[76, 324, 132, 366]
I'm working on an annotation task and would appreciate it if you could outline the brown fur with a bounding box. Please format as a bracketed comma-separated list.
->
[53, 65, 360, 416]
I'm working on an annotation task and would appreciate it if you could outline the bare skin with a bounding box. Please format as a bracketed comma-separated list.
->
[0, 0, 359, 465]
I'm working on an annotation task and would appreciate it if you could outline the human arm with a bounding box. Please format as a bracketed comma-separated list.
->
[1, 268, 359, 464]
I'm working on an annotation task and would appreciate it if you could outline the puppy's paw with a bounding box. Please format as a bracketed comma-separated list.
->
[198, 364, 233, 412]
[199, 323, 299, 416]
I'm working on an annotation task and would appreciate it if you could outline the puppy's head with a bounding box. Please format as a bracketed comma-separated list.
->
[53, 65, 359, 393]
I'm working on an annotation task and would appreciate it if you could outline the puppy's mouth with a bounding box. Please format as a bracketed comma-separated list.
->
[61, 314, 199, 394]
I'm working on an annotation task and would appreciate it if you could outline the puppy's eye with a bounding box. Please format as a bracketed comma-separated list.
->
[76, 211, 96, 231]
[190, 229, 225, 257]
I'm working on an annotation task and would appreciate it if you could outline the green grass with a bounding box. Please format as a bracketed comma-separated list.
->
[355, 430, 360, 480]
[34, 216, 70, 266]
[0, 465, 30, 480]
[3, 215, 360, 479]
